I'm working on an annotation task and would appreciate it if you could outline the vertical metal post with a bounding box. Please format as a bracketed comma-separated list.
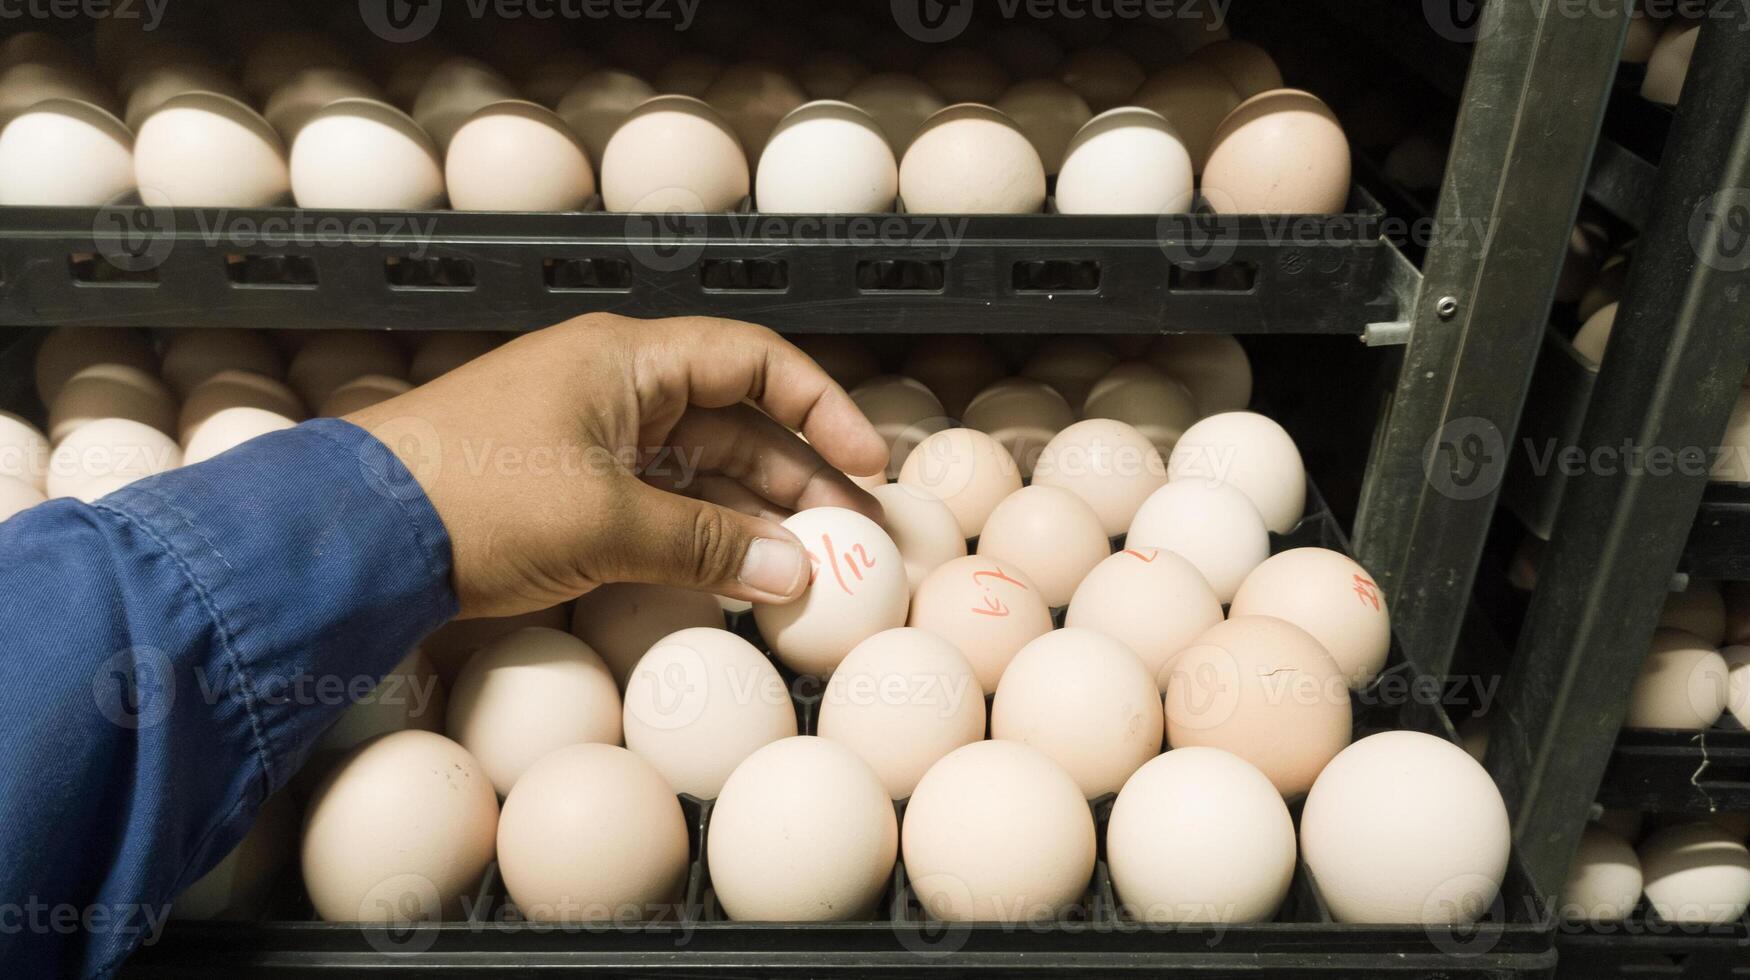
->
[1353, 1, 1628, 676]
[1487, 13, 1750, 894]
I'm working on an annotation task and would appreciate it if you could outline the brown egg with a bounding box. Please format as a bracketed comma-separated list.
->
[898, 104, 1045, 215]
[1203, 89, 1350, 215]
[160, 329, 285, 397]
[1132, 62, 1240, 172]
[287, 331, 409, 409]
[1055, 47, 1144, 112]
[556, 69, 657, 167]
[844, 73, 946, 153]
[703, 62, 806, 162]
[993, 79, 1091, 175]
[1188, 40, 1283, 99]
[909, 555, 1053, 692]
[35, 326, 158, 404]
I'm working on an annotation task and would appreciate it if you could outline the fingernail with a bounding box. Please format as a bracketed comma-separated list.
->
[740, 538, 808, 598]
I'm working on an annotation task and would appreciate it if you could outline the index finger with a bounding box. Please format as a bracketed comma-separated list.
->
[636, 316, 890, 479]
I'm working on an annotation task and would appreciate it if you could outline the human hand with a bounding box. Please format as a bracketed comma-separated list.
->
[347, 314, 889, 619]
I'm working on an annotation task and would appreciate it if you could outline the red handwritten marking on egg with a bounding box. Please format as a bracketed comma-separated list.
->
[1122, 548, 1157, 563]
[969, 566, 1029, 617]
[806, 533, 880, 597]
[1352, 574, 1381, 611]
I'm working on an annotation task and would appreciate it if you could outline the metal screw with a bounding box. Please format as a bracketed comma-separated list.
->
[1435, 296, 1460, 319]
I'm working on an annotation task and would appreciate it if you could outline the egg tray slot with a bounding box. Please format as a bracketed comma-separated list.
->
[0, 183, 1397, 336]
[121, 483, 1556, 977]
[1555, 909, 1750, 980]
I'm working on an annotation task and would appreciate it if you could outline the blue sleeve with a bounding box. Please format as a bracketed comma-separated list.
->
[0, 418, 458, 979]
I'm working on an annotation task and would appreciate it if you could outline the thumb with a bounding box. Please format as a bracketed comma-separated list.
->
[612, 480, 811, 603]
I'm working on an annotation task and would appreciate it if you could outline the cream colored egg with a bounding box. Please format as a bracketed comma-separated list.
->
[871, 482, 966, 592]
[897, 428, 1022, 538]
[1167, 411, 1306, 534]
[1056, 107, 1193, 215]
[307, 648, 446, 774]
[301, 730, 498, 922]
[918, 47, 1008, 104]
[1132, 62, 1239, 171]
[0, 99, 134, 206]
[818, 627, 985, 799]
[976, 486, 1110, 607]
[161, 329, 284, 396]
[179, 371, 305, 437]
[754, 507, 909, 676]
[35, 327, 157, 404]
[570, 582, 725, 688]
[1642, 21, 1699, 106]
[290, 99, 446, 210]
[600, 95, 749, 212]
[1126, 481, 1269, 602]
[1230, 548, 1392, 688]
[555, 69, 656, 167]
[1572, 302, 1617, 366]
[1108, 747, 1295, 922]
[899, 104, 1045, 214]
[1300, 731, 1511, 924]
[497, 743, 689, 922]
[1065, 546, 1224, 692]
[1561, 825, 1642, 924]
[1727, 644, 1750, 727]
[0, 412, 49, 491]
[1083, 363, 1199, 457]
[1147, 334, 1253, 413]
[446, 100, 595, 212]
[622, 626, 795, 798]
[755, 100, 896, 212]
[0, 476, 46, 521]
[654, 53, 722, 98]
[1188, 40, 1282, 99]
[1639, 822, 1750, 924]
[909, 555, 1053, 692]
[287, 331, 409, 408]
[421, 604, 571, 686]
[1164, 615, 1351, 797]
[410, 332, 499, 385]
[411, 57, 518, 150]
[844, 72, 945, 153]
[851, 375, 948, 478]
[1203, 89, 1350, 215]
[1661, 578, 1726, 644]
[173, 791, 296, 920]
[446, 626, 623, 796]
[708, 736, 898, 920]
[1020, 337, 1116, 406]
[796, 51, 868, 100]
[134, 93, 289, 207]
[704, 62, 806, 162]
[1624, 629, 1729, 730]
[961, 378, 1075, 478]
[319, 375, 410, 417]
[48, 364, 177, 444]
[182, 406, 296, 465]
[993, 79, 1091, 175]
[264, 67, 382, 140]
[902, 740, 1096, 922]
[1032, 418, 1168, 536]
[901, 334, 1006, 418]
[992, 628, 1161, 797]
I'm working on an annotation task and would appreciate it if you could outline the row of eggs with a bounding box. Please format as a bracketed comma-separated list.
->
[0, 27, 1348, 216]
[1563, 816, 1750, 926]
[0, 326, 499, 512]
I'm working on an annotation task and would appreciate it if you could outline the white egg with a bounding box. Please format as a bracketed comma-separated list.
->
[1624, 629, 1729, 730]
[446, 100, 595, 212]
[1056, 107, 1193, 215]
[0, 411, 50, 491]
[134, 92, 289, 208]
[0, 99, 134, 206]
[755, 100, 896, 213]
[291, 99, 445, 210]
[1167, 411, 1307, 534]
[754, 507, 909, 676]
[48, 418, 182, 502]
[1560, 825, 1642, 924]
[1639, 822, 1750, 924]
[0, 476, 45, 521]
[182, 407, 297, 466]
[1126, 481, 1269, 602]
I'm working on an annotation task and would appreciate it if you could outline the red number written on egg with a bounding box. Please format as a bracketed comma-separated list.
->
[1352, 574, 1381, 610]
[806, 533, 878, 597]
[969, 567, 1029, 617]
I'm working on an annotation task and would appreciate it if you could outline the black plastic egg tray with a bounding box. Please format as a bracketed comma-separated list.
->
[111, 483, 1557, 977]
[0, 185, 1397, 337]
